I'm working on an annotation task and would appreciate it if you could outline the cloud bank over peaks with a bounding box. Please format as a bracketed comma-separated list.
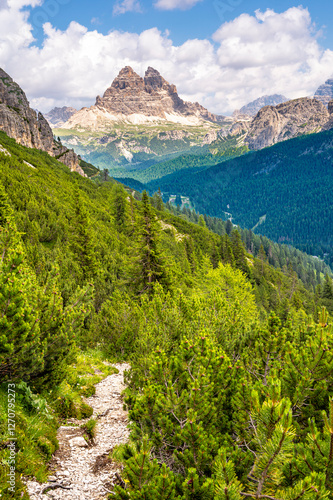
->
[0, 3, 333, 115]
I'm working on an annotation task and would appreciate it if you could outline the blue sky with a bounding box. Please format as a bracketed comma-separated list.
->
[1, 0, 333, 114]
[26, 0, 333, 49]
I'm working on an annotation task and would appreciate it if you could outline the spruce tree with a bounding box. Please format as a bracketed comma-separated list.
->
[71, 186, 97, 281]
[134, 191, 168, 296]
[231, 229, 250, 275]
[221, 234, 235, 267]
[322, 274, 333, 300]
[111, 183, 129, 232]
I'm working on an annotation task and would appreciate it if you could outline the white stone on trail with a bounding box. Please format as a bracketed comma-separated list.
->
[25, 363, 130, 499]
[69, 437, 88, 448]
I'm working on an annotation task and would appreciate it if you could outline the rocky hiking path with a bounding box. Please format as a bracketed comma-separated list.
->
[26, 363, 130, 499]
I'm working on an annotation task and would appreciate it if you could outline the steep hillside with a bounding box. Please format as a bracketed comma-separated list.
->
[2, 127, 333, 499]
[147, 130, 333, 263]
[0, 68, 85, 176]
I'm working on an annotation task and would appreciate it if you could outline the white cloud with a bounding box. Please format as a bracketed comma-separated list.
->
[90, 17, 102, 25]
[0, 4, 333, 115]
[113, 0, 142, 16]
[154, 0, 202, 11]
[213, 7, 319, 68]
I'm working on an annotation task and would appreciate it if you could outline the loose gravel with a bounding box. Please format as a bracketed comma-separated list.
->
[26, 363, 130, 499]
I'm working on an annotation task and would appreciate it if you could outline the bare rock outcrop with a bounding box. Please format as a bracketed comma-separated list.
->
[322, 99, 333, 131]
[70, 66, 223, 126]
[0, 69, 85, 176]
[245, 97, 329, 150]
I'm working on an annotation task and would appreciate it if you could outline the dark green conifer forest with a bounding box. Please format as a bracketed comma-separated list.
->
[1, 129, 333, 499]
[129, 130, 333, 266]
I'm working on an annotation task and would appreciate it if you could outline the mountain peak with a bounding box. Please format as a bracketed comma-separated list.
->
[144, 67, 161, 77]
[45, 106, 77, 128]
[91, 66, 220, 123]
[314, 78, 333, 107]
[109, 67, 144, 92]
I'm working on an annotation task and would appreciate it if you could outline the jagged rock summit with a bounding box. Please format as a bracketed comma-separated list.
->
[245, 97, 330, 150]
[62, 66, 222, 130]
[314, 78, 333, 107]
[0, 69, 85, 176]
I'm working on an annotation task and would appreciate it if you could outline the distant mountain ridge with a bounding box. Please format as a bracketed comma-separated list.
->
[0, 68, 86, 176]
[49, 71, 333, 177]
[45, 106, 77, 128]
[314, 78, 333, 107]
[233, 94, 288, 117]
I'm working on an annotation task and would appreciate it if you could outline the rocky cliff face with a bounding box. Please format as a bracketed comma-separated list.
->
[0, 69, 85, 176]
[233, 94, 288, 117]
[322, 100, 333, 131]
[245, 97, 329, 150]
[314, 79, 333, 107]
[64, 66, 222, 130]
[96, 66, 220, 122]
[45, 106, 77, 128]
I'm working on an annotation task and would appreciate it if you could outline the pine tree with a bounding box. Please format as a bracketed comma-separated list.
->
[221, 234, 235, 267]
[214, 381, 329, 499]
[231, 229, 250, 275]
[31, 268, 94, 387]
[111, 183, 129, 232]
[293, 397, 333, 491]
[322, 274, 333, 300]
[226, 219, 233, 235]
[134, 191, 168, 297]
[0, 183, 43, 382]
[71, 186, 97, 281]
[113, 439, 179, 500]
[198, 215, 206, 227]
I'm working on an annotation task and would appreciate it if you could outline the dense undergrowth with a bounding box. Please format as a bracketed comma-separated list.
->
[0, 130, 333, 499]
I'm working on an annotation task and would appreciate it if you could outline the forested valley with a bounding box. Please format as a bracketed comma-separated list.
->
[133, 130, 333, 266]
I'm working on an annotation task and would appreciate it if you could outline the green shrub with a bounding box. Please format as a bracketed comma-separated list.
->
[82, 418, 97, 440]
[37, 436, 56, 460]
[79, 384, 96, 397]
[80, 402, 94, 419]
